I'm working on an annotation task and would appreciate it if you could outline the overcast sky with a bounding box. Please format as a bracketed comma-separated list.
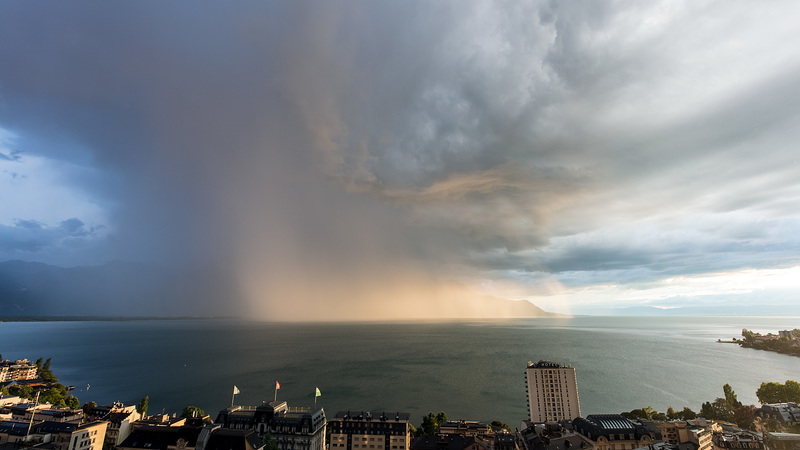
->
[2, 1, 800, 318]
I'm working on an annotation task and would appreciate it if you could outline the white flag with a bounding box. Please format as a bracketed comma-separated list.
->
[233, 385, 240, 395]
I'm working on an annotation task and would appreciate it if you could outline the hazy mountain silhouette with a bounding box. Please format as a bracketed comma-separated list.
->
[0, 260, 237, 318]
[0, 260, 557, 319]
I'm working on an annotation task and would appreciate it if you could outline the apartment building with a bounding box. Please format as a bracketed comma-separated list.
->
[524, 361, 581, 422]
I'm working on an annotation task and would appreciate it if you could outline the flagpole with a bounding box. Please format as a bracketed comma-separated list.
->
[274, 381, 278, 402]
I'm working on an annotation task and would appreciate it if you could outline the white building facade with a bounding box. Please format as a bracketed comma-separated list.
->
[525, 360, 581, 422]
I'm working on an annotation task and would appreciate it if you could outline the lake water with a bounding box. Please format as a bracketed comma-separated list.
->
[1, 316, 799, 427]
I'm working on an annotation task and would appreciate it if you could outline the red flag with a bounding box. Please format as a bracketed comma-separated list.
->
[276, 381, 281, 389]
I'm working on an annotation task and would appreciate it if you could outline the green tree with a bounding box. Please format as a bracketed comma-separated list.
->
[181, 406, 205, 419]
[420, 413, 438, 435]
[679, 407, 697, 420]
[40, 368, 58, 383]
[623, 406, 656, 420]
[666, 407, 677, 420]
[420, 411, 448, 435]
[39, 386, 67, 407]
[652, 412, 667, 421]
[137, 396, 149, 417]
[733, 405, 756, 430]
[82, 402, 97, 417]
[757, 382, 784, 404]
[263, 433, 279, 450]
[35, 357, 43, 369]
[724, 384, 742, 410]
[700, 399, 734, 422]
[491, 420, 510, 430]
[65, 395, 80, 410]
[43, 358, 51, 371]
[785, 380, 800, 403]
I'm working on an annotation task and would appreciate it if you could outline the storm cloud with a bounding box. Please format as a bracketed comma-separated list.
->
[2, 1, 800, 318]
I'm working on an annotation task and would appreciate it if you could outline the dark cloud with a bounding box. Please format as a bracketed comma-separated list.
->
[0, 218, 97, 254]
[1, 1, 800, 316]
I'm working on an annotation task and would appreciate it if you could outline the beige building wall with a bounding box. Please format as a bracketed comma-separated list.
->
[525, 361, 581, 422]
[56, 421, 109, 450]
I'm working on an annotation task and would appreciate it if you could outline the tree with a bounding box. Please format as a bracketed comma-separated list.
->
[82, 401, 97, 417]
[724, 384, 742, 410]
[679, 407, 697, 420]
[181, 406, 205, 419]
[65, 395, 80, 410]
[35, 357, 43, 369]
[757, 382, 784, 404]
[652, 412, 667, 421]
[666, 407, 677, 420]
[263, 433, 279, 450]
[420, 413, 438, 435]
[623, 406, 656, 420]
[733, 405, 756, 430]
[756, 380, 800, 404]
[40, 368, 58, 383]
[420, 411, 447, 436]
[39, 386, 67, 407]
[700, 399, 734, 422]
[137, 396, 149, 417]
[491, 420, 510, 430]
[43, 358, 51, 371]
[785, 380, 800, 403]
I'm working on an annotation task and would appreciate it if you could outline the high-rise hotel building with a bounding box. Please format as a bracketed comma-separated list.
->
[524, 360, 581, 422]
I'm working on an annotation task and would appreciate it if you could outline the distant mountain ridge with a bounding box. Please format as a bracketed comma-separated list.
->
[0, 260, 559, 320]
[0, 260, 234, 318]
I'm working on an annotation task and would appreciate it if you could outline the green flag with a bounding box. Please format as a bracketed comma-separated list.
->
[315, 387, 321, 397]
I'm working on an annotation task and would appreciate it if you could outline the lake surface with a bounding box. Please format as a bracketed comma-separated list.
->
[2, 316, 799, 427]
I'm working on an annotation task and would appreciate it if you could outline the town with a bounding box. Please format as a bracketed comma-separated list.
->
[2, 357, 800, 450]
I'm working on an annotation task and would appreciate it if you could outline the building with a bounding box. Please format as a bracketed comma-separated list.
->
[524, 361, 581, 423]
[132, 414, 187, 429]
[517, 420, 596, 450]
[755, 403, 800, 425]
[762, 432, 800, 450]
[777, 331, 796, 341]
[410, 435, 491, 450]
[82, 402, 141, 449]
[118, 423, 265, 450]
[215, 401, 326, 450]
[0, 361, 38, 383]
[0, 420, 108, 450]
[328, 411, 411, 450]
[712, 429, 762, 450]
[9, 403, 84, 424]
[0, 421, 33, 447]
[438, 421, 492, 438]
[654, 420, 714, 450]
[572, 415, 661, 450]
[0, 396, 22, 408]
[35, 420, 109, 450]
